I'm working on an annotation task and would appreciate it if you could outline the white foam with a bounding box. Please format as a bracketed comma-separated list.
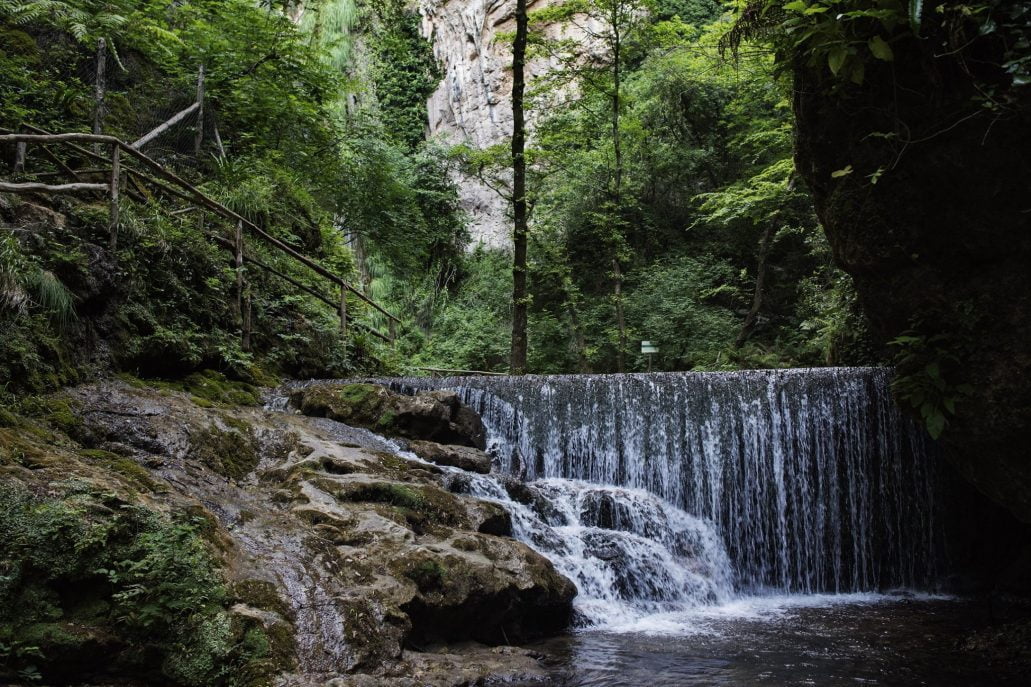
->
[581, 591, 958, 636]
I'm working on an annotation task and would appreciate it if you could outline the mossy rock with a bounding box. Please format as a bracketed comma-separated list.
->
[295, 383, 390, 426]
[336, 481, 469, 533]
[231, 580, 294, 622]
[142, 369, 262, 408]
[190, 419, 260, 480]
[13, 396, 83, 436]
[79, 449, 165, 493]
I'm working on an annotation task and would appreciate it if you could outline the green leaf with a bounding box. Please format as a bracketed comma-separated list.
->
[831, 165, 853, 178]
[828, 45, 848, 75]
[869, 35, 894, 61]
[783, 1, 808, 12]
[926, 411, 946, 439]
[849, 59, 866, 85]
[910, 0, 924, 37]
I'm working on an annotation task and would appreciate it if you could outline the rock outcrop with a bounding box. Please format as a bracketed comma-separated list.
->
[419, 0, 604, 247]
[291, 383, 487, 450]
[406, 439, 493, 474]
[0, 379, 574, 685]
[791, 31, 1031, 522]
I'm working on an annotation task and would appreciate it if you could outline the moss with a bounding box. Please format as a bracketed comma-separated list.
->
[0, 28, 39, 58]
[230, 580, 293, 622]
[190, 420, 260, 480]
[0, 428, 66, 469]
[13, 396, 82, 436]
[375, 409, 397, 432]
[78, 449, 165, 493]
[339, 482, 426, 510]
[297, 384, 388, 425]
[115, 373, 148, 389]
[404, 559, 445, 592]
[143, 370, 262, 408]
[336, 481, 468, 534]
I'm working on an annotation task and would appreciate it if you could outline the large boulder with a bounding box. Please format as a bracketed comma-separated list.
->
[392, 537, 576, 646]
[292, 384, 487, 449]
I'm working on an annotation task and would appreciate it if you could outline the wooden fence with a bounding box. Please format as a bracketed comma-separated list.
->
[0, 127, 400, 347]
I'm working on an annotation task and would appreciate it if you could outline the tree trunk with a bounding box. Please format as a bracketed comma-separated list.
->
[93, 38, 106, 155]
[509, 0, 530, 375]
[194, 65, 205, 156]
[610, 12, 627, 372]
[735, 221, 777, 349]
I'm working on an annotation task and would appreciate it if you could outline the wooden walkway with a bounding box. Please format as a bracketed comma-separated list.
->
[0, 126, 399, 347]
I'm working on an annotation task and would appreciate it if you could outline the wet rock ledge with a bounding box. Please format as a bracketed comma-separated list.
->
[0, 376, 574, 686]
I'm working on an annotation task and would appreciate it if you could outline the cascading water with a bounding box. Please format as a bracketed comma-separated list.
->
[453, 472, 735, 629]
[389, 368, 945, 609]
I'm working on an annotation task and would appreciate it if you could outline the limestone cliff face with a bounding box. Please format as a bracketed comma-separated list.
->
[419, 0, 601, 247]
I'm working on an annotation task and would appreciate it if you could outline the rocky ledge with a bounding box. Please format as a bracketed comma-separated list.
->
[0, 376, 574, 686]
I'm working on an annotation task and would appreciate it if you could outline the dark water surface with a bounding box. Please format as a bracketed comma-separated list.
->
[537, 597, 1027, 686]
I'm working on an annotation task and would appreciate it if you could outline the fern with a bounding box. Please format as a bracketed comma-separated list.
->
[0, 232, 75, 326]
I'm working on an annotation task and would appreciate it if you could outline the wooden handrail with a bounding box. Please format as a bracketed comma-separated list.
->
[210, 235, 392, 343]
[0, 181, 106, 194]
[416, 367, 508, 377]
[1, 127, 402, 345]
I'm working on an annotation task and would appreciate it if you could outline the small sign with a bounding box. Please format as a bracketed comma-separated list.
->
[641, 341, 659, 355]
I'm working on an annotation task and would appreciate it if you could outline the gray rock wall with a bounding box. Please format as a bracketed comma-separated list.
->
[419, 0, 603, 248]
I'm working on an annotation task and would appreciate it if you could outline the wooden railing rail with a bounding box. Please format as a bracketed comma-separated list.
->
[0, 128, 399, 348]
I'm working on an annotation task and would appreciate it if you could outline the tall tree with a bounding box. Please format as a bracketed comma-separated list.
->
[530, 0, 650, 371]
[510, 0, 530, 374]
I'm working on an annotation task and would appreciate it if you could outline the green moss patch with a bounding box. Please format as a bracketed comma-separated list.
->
[190, 419, 260, 480]
[336, 481, 468, 533]
[144, 369, 262, 408]
[78, 449, 165, 493]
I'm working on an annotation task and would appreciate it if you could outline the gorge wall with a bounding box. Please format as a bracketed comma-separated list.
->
[791, 28, 1031, 524]
[418, 0, 601, 247]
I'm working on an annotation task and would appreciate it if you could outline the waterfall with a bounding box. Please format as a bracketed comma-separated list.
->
[390, 368, 944, 597]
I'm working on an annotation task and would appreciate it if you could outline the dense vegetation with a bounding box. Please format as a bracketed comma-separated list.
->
[0, 0, 469, 398]
[407, 0, 875, 373]
[0, 0, 889, 389]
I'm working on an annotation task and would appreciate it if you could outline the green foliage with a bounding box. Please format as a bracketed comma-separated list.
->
[625, 256, 741, 368]
[409, 249, 513, 373]
[0, 483, 279, 685]
[1, 0, 412, 391]
[890, 326, 974, 439]
[1, 229, 75, 326]
[726, 0, 1031, 97]
[652, 0, 724, 24]
[367, 0, 440, 151]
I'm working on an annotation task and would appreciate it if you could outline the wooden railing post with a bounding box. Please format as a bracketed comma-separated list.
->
[242, 283, 253, 352]
[13, 140, 26, 174]
[194, 65, 205, 156]
[109, 143, 120, 251]
[339, 284, 348, 342]
[389, 319, 397, 344]
[233, 220, 244, 325]
[93, 38, 106, 154]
